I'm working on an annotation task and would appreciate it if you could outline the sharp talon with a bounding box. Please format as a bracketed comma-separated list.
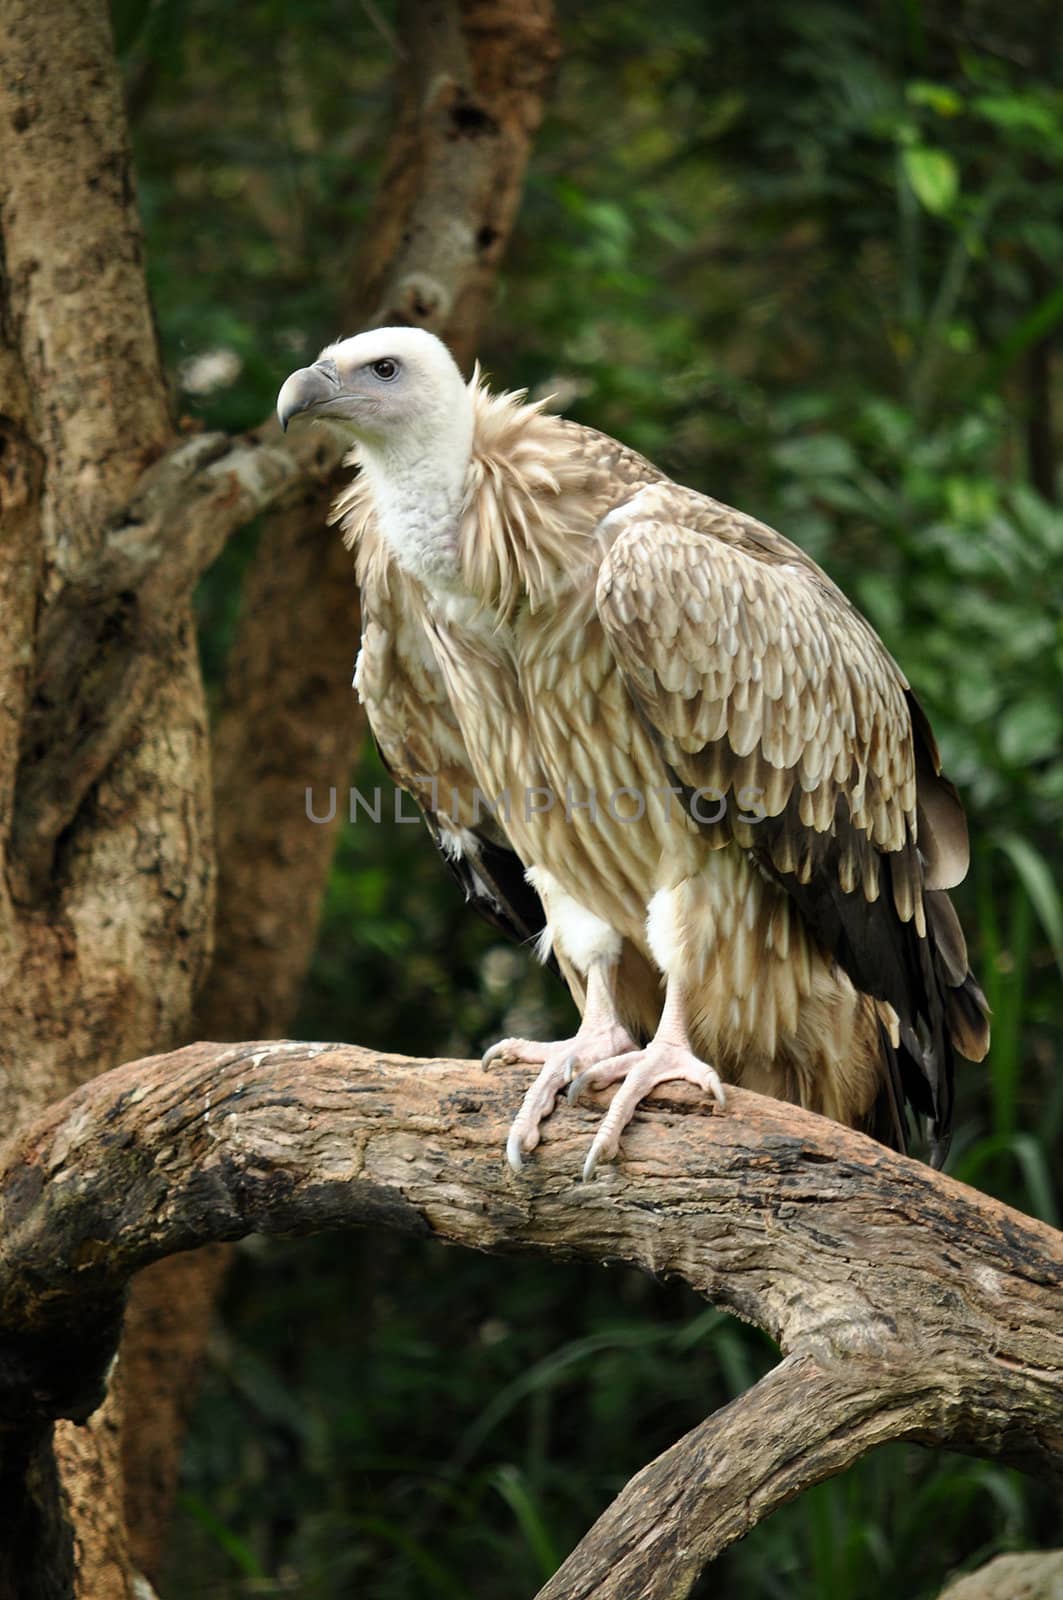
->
[484, 1039, 521, 1070]
[506, 1128, 525, 1172]
[582, 1140, 603, 1182]
[561, 1053, 577, 1084]
[567, 1069, 589, 1105]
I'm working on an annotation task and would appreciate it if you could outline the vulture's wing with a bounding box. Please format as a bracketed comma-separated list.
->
[336, 474, 549, 955]
[596, 483, 988, 1160]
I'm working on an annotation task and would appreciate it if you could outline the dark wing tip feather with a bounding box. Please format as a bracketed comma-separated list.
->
[867, 1022, 909, 1156]
[421, 809, 558, 973]
[925, 889, 991, 1061]
[737, 779, 980, 1159]
[949, 973, 991, 1063]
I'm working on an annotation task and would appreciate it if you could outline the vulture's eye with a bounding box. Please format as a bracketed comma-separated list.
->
[370, 358, 400, 381]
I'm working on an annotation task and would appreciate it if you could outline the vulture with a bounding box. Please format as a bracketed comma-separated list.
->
[277, 328, 989, 1178]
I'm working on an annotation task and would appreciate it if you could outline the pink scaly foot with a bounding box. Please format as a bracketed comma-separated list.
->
[482, 961, 637, 1172]
[568, 976, 726, 1180]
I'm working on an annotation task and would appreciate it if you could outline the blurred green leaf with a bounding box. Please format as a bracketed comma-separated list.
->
[772, 434, 859, 477]
[343, 1515, 470, 1598]
[902, 146, 959, 213]
[907, 82, 964, 118]
[972, 94, 1060, 140]
[178, 1494, 267, 1579]
[994, 833, 1063, 980]
[998, 699, 1062, 767]
[489, 1467, 560, 1579]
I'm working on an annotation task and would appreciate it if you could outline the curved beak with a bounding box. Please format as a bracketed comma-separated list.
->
[276, 358, 341, 431]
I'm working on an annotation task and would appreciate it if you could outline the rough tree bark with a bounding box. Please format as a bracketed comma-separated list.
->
[0, 0, 559, 1590]
[939, 1551, 1063, 1599]
[1, 1045, 1061, 1600]
[0, 0, 212, 1591]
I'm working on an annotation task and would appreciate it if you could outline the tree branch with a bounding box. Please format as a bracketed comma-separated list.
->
[2, 1044, 1060, 1598]
[357, 0, 560, 359]
[537, 1356, 964, 1600]
[938, 1551, 1063, 1599]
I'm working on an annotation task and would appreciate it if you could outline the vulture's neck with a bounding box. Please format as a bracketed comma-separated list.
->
[357, 406, 474, 595]
[351, 383, 603, 623]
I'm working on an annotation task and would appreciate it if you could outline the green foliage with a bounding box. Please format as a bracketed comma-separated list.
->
[127, 0, 1062, 1593]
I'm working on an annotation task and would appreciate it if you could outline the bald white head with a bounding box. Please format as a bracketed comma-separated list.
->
[278, 329, 476, 591]
[277, 327, 471, 452]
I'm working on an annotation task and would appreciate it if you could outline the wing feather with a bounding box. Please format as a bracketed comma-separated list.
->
[596, 483, 989, 1159]
[597, 490, 918, 881]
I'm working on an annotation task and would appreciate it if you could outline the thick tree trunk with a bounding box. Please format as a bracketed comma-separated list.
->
[0, 0, 204, 1117]
[2, 1045, 1061, 1600]
[117, 479, 360, 1579]
[0, 2, 214, 1591]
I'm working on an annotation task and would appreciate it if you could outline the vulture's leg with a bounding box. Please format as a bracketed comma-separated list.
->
[487, 957, 638, 1172]
[570, 974, 726, 1181]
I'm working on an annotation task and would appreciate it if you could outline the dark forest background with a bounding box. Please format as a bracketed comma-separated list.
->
[113, 0, 1062, 1592]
